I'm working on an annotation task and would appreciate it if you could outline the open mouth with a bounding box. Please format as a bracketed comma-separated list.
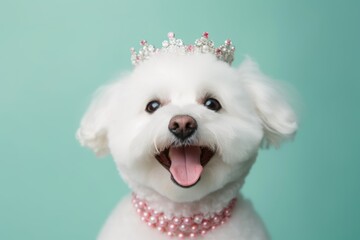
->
[155, 146, 215, 188]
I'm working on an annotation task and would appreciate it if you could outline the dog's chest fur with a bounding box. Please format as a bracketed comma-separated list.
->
[98, 194, 269, 240]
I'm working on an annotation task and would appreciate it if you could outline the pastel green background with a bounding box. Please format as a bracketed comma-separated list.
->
[1, 0, 359, 239]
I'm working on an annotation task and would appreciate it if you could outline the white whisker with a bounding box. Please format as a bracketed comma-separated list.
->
[153, 133, 160, 154]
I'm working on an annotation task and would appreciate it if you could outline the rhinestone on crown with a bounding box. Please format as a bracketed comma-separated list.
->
[130, 32, 235, 66]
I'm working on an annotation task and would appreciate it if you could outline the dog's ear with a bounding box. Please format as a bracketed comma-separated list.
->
[239, 58, 298, 147]
[76, 82, 119, 157]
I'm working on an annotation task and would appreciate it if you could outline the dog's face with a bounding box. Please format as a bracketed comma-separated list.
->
[77, 54, 297, 202]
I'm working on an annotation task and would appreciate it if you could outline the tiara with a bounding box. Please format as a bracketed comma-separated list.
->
[130, 32, 235, 66]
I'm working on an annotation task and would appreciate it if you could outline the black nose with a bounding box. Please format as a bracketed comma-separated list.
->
[168, 115, 198, 140]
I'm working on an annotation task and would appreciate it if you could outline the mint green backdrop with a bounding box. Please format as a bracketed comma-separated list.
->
[1, 0, 359, 239]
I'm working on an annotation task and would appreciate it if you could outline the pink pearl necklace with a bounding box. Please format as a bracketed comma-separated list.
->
[132, 194, 237, 239]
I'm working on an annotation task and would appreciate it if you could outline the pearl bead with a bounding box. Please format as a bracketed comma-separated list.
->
[193, 215, 203, 224]
[149, 216, 157, 224]
[183, 217, 191, 225]
[158, 220, 167, 227]
[190, 233, 196, 238]
[172, 217, 181, 225]
[179, 224, 187, 232]
[202, 220, 210, 229]
[169, 224, 176, 230]
[213, 216, 220, 223]
[225, 209, 231, 217]
[157, 226, 165, 232]
[190, 224, 198, 233]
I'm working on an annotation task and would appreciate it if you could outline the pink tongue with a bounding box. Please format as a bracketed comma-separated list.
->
[169, 146, 203, 187]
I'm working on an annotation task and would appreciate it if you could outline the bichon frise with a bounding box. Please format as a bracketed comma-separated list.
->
[77, 32, 297, 240]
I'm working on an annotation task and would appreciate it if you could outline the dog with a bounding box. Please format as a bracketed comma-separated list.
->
[77, 33, 297, 239]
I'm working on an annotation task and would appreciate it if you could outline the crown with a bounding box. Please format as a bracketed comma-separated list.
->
[130, 32, 235, 66]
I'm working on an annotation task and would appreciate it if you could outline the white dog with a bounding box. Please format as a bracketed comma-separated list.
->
[77, 33, 297, 240]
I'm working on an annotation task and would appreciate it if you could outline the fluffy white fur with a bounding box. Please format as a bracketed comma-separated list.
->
[77, 53, 297, 239]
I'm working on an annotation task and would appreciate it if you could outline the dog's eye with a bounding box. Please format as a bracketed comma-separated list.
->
[146, 100, 161, 113]
[204, 98, 222, 111]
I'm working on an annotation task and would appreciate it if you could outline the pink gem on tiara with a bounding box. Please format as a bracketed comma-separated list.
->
[168, 32, 175, 39]
[140, 40, 147, 46]
[130, 32, 235, 66]
[187, 45, 194, 52]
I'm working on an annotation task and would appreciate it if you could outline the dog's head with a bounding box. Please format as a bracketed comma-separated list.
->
[77, 54, 297, 202]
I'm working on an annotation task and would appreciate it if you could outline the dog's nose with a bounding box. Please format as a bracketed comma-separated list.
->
[168, 115, 198, 140]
